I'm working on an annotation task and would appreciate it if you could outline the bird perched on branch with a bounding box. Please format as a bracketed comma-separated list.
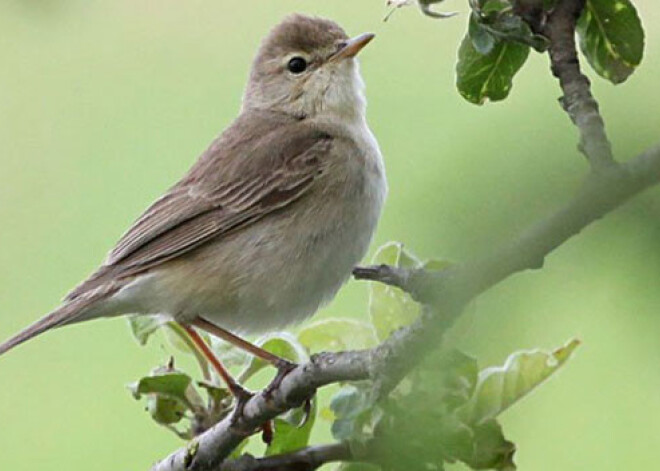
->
[0, 14, 386, 403]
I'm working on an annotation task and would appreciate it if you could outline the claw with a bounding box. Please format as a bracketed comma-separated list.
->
[262, 359, 297, 401]
[299, 397, 313, 427]
[229, 385, 254, 426]
[261, 420, 274, 445]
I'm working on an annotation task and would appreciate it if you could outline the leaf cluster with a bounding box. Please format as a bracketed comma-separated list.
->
[455, 0, 644, 103]
[325, 244, 580, 470]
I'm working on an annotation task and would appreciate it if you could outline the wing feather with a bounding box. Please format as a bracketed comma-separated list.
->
[66, 113, 331, 301]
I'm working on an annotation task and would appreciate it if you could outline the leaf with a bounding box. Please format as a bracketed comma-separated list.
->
[297, 318, 378, 353]
[128, 315, 168, 345]
[469, 13, 497, 55]
[265, 398, 317, 456]
[457, 419, 516, 470]
[374, 388, 496, 470]
[129, 369, 201, 426]
[197, 381, 231, 405]
[481, 0, 510, 14]
[238, 333, 307, 383]
[368, 242, 422, 341]
[145, 396, 188, 425]
[456, 34, 530, 104]
[129, 371, 193, 400]
[210, 337, 251, 369]
[410, 348, 479, 411]
[458, 339, 580, 424]
[330, 385, 379, 442]
[577, 0, 644, 84]
[228, 439, 248, 459]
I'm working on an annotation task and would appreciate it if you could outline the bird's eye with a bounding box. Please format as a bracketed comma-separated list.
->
[287, 57, 307, 74]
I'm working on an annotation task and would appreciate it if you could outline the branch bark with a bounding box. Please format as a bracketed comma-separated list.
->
[543, 0, 616, 171]
[219, 443, 353, 471]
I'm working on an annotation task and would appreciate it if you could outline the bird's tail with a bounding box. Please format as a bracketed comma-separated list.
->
[0, 296, 99, 356]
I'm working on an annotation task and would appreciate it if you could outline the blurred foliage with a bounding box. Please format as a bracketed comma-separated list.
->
[1, 1, 660, 470]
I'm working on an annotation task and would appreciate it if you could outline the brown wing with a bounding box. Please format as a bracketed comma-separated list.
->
[66, 112, 331, 300]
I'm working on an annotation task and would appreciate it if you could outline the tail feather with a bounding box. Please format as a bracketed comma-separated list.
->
[0, 298, 96, 356]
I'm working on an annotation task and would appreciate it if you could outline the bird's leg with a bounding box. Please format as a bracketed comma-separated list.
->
[192, 317, 294, 367]
[191, 318, 313, 428]
[191, 317, 298, 398]
[181, 324, 253, 422]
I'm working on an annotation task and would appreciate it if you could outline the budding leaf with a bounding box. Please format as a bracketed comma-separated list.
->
[297, 318, 378, 352]
[368, 242, 421, 341]
[368, 242, 451, 340]
[469, 13, 497, 55]
[458, 419, 516, 470]
[265, 398, 317, 456]
[577, 0, 645, 84]
[128, 315, 168, 345]
[128, 367, 205, 427]
[458, 339, 580, 424]
[129, 372, 193, 400]
[456, 35, 530, 104]
[238, 332, 307, 383]
[373, 349, 515, 471]
[330, 385, 379, 442]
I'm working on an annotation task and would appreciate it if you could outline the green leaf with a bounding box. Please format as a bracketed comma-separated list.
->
[456, 34, 530, 104]
[197, 380, 231, 404]
[458, 339, 580, 424]
[129, 371, 193, 400]
[330, 385, 379, 442]
[481, 0, 510, 14]
[228, 439, 248, 459]
[469, 13, 497, 55]
[297, 318, 378, 352]
[368, 242, 451, 340]
[371, 349, 516, 470]
[265, 398, 317, 456]
[128, 315, 168, 345]
[457, 419, 516, 470]
[210, 337, 251, 369]
[368, 242, 422, 341]
[577, 0, 645, 84]
[238, 333, 307, 383]
[146, 396, 188, 425]
[410, 348, 479, 411]
[129, 368, 202, 426]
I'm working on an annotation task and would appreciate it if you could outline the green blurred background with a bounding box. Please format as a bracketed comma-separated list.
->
[1, 1, 659, 469]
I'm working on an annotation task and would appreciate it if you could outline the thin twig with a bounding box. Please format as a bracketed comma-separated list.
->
[543, 0, 616, 171]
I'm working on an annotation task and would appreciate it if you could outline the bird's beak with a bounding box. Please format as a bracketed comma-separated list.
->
[329, 33, 375, 62]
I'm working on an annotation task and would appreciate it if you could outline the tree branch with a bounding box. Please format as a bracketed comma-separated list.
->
[543, 0, 616, 171]
[218, 443, 353, 471]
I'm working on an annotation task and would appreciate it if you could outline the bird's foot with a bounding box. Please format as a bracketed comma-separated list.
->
[262, 359, 315, 428]
[228, 383, 254, 426]
[262, 359, 297, 401]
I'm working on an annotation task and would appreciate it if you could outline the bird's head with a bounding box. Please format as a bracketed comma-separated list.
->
[242, 14, 374, 121]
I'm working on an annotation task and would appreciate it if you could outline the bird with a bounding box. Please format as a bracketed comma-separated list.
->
[0, 14, 386, 400]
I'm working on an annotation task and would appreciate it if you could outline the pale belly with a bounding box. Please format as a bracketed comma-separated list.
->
[114, 141, 386, 334]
